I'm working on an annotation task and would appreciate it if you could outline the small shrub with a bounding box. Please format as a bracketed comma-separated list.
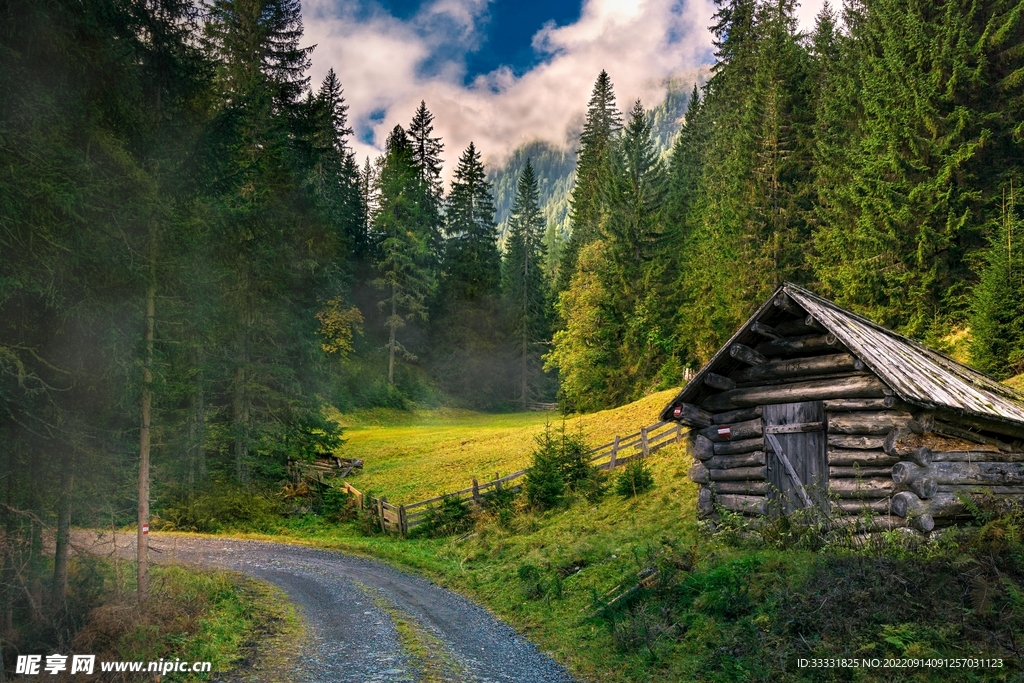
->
[524, 426, 566, 510]
[156, 484, 284, 533]
[414, 495, 473, 537]
[319, 485, 354, 521]
[616, 459, 654, 498]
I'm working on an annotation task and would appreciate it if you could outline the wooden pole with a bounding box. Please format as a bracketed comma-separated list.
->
[472, 478, 480, 505]
[610, 435, 620, 469]
[399, 505, 407, 536]
[378, 497, 386, 533]
[641, 427, 650, 457]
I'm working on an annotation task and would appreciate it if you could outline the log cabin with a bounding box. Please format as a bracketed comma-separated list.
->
[661, 283, 1024, 533]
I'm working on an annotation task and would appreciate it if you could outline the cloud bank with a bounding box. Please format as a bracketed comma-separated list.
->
[302, 0, 827, 175]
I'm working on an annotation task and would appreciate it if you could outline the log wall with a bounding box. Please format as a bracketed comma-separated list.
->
[683, 304, 1024, 530]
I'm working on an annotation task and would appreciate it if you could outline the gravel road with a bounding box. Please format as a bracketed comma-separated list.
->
[81, 533, 575, 683]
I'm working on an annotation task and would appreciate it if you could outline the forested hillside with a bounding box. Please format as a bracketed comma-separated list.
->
[5, 0, 1024, 661]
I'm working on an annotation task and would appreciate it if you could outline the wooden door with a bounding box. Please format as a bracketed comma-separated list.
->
[763, 401, 827, 514]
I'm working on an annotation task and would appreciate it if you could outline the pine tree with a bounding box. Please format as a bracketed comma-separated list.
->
[373, 125, 435, 385]
[502, 160, 550, 407]
[428, 142, 506, 405]
[557, 70, 622, 293]
[443, 142, 501, 300]
[970, 186, 1024, 378]
[600, 100, 671, 400]
[408, 101, 445, 259]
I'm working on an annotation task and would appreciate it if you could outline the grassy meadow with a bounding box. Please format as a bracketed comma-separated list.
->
[156, 389, 1014, 682]
[329, 388, 679, 502]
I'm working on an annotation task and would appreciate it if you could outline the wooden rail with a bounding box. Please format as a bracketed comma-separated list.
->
[343, 419, 688, 536]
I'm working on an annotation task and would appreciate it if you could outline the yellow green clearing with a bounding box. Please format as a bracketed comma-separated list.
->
[331, 389, 679, 502]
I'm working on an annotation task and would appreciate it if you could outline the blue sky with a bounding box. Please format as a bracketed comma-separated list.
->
[302, 0, 825, 173]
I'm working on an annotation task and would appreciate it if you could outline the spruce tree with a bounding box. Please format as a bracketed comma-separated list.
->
[970, 187, 1024, 378]
[443, 142, 501, 300]
[502, 160, 550, 407]
[557, 70, 622, 293]
[373, 125, 435, 385]
[408, 101, 445, 259]
[429, 142, 506, 405]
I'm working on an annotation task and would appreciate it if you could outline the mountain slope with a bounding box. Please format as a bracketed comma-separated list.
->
[487, 78, 697, 273]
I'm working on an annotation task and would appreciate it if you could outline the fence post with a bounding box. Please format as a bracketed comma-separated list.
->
[399, 504, 407, 537]
[676, 423, 683, 443]
[472, 477, 480, 505]
[494, 472, 502, 491]
[378, 497, 387, 533]
[609, 435, 620, 470]
[641, 426, 650, 458]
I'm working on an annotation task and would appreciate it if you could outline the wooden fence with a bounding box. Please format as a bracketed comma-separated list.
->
[344, 419, 688, 536]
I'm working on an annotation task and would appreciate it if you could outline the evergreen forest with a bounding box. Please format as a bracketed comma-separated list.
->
[5, 0, 1024, 650]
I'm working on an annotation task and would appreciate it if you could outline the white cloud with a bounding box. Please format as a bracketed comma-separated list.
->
[301, 0, 719, 178]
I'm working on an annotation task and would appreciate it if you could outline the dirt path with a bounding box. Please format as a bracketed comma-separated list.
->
[79, 532, 575, 683]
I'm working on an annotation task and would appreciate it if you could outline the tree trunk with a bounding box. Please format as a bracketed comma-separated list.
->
[51, 462, 73, 614]
[716, 494, 767, 515]
[138, 281, 154, 600]
[704, 451, 766, 470]
[708, 466, 767, 481]
[388, 291, 397, 386]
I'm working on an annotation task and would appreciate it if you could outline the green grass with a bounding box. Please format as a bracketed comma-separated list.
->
[72, 558, 302, 681]
[330, 389, 679, 502]
[183, 393, 1024, 682]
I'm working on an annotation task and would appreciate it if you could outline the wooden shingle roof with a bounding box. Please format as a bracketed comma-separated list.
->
[661, 283, 1024, 432]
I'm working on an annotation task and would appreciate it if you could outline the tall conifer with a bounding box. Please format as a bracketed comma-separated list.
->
[558, 71, 622, 293]
[502, 160, 550, 406]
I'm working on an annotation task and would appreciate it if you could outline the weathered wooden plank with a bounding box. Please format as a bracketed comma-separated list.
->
[893, 461, 1024, 487]
[711, 406, 763, 424]
[830, 515, 910, 533]
[704, 451, 766, 470]
[765, 427, 817, 510]
[936, 484, 1024, 495]
[828, 411, 913, 435]
[731, 343, 768, 366]
[829, 466, 895, 478]
[827, 449, 899, 467]
[704, 372, 736, 391]
[755, 334, 839, 357]
[716, 494, 768, 515]
[930, 450, 1024, 462]
[699, 418, 763, 443]
[831, 499, 893, 514]
[829, 478, 896, 498]
[765, 421, 824, 435]
[712, 481, 770, 494]
[823, 397, 899, 411]
[733, 353, 861, 384]
[713, 436, 764, 455]
[828, 434, 887, 450]
[708, 466, 768, 482]
[702, 375, 888, 412]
